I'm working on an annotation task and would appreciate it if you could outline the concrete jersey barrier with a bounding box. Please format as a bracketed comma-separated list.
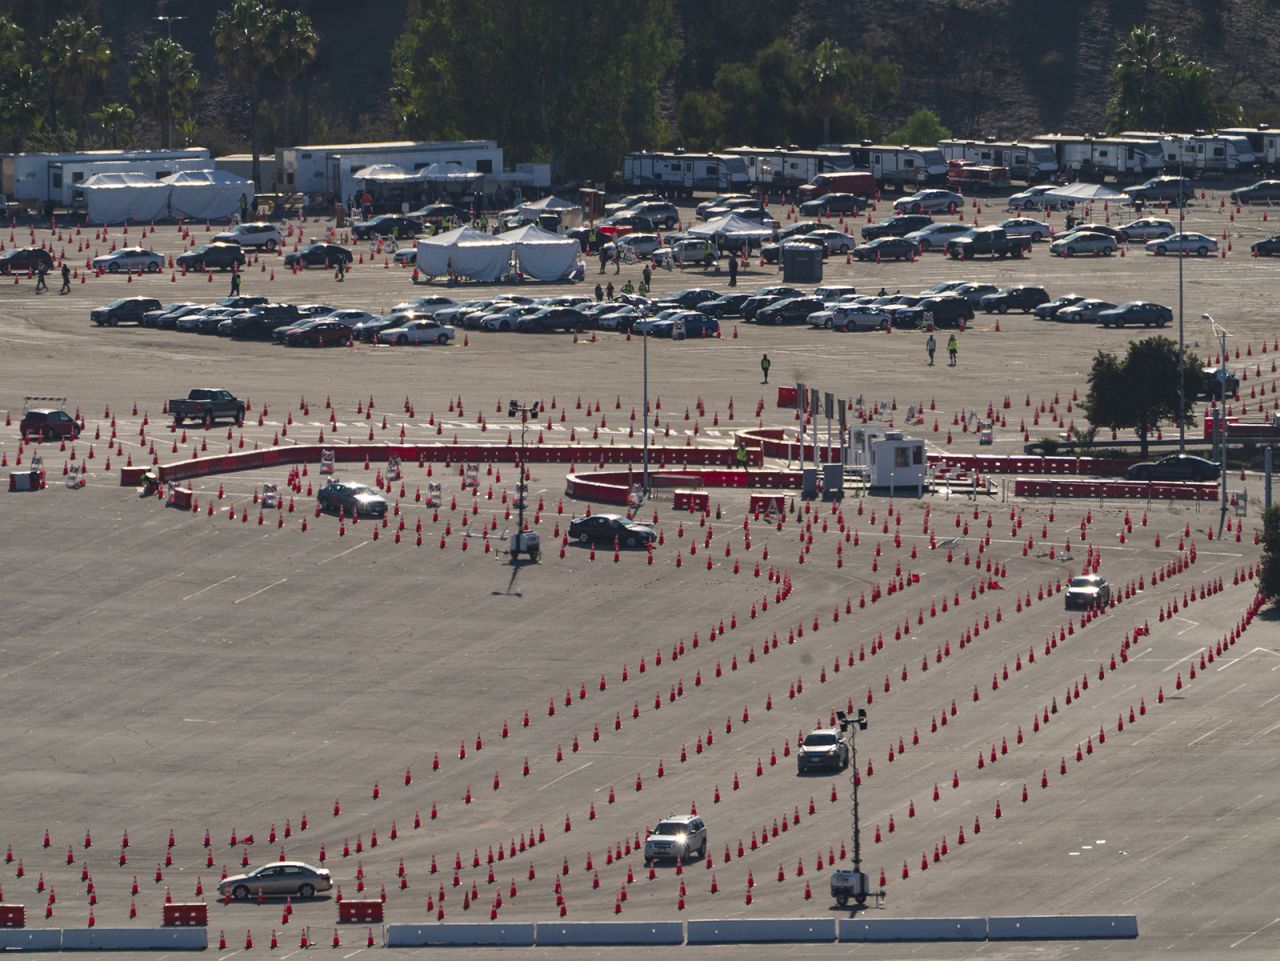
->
[60, 927, 208, 950]
[988, 915, 1139, 939]
[384, 922, 535, 947]
[687, 918, 837, 943]
[536, 921, 684, 946]
[0, 930, 62, 951]
[839, 917, 988, 941]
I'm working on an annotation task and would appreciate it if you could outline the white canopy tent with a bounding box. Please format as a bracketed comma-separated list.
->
[501, 223, 580, 281]
[415, 225, 512, 281]
[686, 213, 775, 240]
[80, 172, 171, 224]
[417, 162, 484, 186]
[516, 195, 581, 219]
[353, 164, 419, 185]
[1045, 182, 1129, 203]
[163, 169, 254, 220]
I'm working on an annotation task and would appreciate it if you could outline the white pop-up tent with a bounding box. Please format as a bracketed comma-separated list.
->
[80, 172, 171, 224]
[353, 164, 419, 185]
[1045, 181, 1129, 203]
[163, 169, 255, 220]
[686, 213, 775, 240]
[415, 225, 513, 281]
[501, 223, 580, 281]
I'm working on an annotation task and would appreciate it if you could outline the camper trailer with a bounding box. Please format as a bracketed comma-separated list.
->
[622, 152, 749, 194]
[1029, 134, 1164, 179]
[721, 147, 853, 189]
[937, 139, 1058, 183]
[1117, 131, 1255, 174]
[278, 140, 504, 200]
[823, 143, 948, 187]
[1219, 126, 1280, 170]
[2, 148, 212, 210]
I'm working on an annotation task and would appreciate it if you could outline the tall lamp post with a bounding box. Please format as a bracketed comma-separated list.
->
[1202, 314, 1230, 517]
[641, 323, 650, 497]
[1177, 149, 1187, 453]
[507, 399, 540, 561]
[834, 708, 869, 906]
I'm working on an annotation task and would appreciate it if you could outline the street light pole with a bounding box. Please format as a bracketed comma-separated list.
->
[642, 325, 650, 497]
[1177, 151, 1186, 454]
[1203, 315, 1231, 518]
[507, 399, 539, 560]
[836, 708, 868, 901]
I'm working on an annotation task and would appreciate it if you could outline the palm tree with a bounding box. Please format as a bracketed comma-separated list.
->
[91, 102, 135, 147]
[214, 0, 278, 189]
[267, 10, 319, 147]
[41, 15, 112, 145]
[809, 39, 853, 144]
[0, 63, 42, 153]
[129, 38, 198, 149]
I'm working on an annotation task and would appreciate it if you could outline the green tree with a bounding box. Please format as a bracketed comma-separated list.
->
[888, 107, 951, 145]
[42, 15, 111, 145]
[266, 9, 319, 147]
[129, 39, 198, 149]
[1083, 337, 1205, 457]
[675, 90, 726, 149]
[809, 39, 855, 145]
[90, 101, 134, 146]
[0, 16, 40, 152]
[1106, 25, 1232, 131]
[214, 0, 278, 188]
[1259, 506, 1280, 603]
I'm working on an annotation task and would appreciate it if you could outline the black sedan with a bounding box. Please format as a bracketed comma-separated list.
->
[516, 307, 589, 333]
[284, 243, 353, 269]
[283, 319, 353, 347]
[317, 481, 389, 518]
[1251, 235, 1280, 256]
[0, 246, 54, 274]
[755, 296, 827, 325]
[1097, 301, 1171, 328]
[352, 215, 424, 240]
[1125, 454, 1220, 483]
[740, 287, 807, 320]
[1033, 294, 1086, 320]
[798, 193, 868, 217]
[652, 288, 720, 311]
[568, 514, 657, 548]
[852, 237, 916, 262]
[176, 243, 246, 272]
[700, 293, 752, 318]
[861, 215, 932, 241]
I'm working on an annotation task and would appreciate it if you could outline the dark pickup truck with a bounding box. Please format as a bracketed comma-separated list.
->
[945, 227, 1033, 260]
[169, 388, 246, 428]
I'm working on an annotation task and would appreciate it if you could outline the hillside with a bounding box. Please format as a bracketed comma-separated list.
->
[85, 0, 1280, 164]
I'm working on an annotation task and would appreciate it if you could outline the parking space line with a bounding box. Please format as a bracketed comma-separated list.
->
[538, 760, 592, 791]
[319, 542, 369, 565]
[182, 574, 236, 601]
[233, 578, 287, 604]
[1230, 917, 1280, 949]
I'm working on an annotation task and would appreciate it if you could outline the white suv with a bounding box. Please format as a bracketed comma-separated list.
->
[644, 815, 707, 863]
[212, 222, 284, 251]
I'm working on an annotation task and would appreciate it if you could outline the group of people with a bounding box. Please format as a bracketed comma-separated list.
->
[925, 333, 959, 366]
[32, 263, 72, 295]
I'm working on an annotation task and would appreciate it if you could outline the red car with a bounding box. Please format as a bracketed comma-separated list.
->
[284, 319, 353, 347]
[20, 407, 81, 441]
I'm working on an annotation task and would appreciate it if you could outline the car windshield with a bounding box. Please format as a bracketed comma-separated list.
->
[1069, 578, 1095, 589]
[653, 822, 687, 836]
[804, 733, 839, 746]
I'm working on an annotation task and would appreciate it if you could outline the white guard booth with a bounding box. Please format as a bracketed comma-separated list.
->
[867, 431, 926, 491]
[80, 172, 171, 224]
[501, 223, 581, 281]
[415, 226, 513, 281]
[163, 169, 255, 220]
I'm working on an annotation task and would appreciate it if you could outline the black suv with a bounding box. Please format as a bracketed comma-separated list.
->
[898, 295, 975, 329]
[861, 214, 932, 241]
[1125, 176, 1194, 205]
[351, 215, 424, 240]
[20, 407, 80, 441]
[176, 243, 246, 272]
[227, 304, 302, 339]
[90, 297, 164, 326]
[979, 286, 1050, 314]
[0, 247, 54, 274]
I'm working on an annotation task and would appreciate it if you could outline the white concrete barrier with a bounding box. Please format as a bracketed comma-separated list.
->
[0, 930, 62, 951]
[536, 921, 684, 945]
[687, 918, 837, 943]
[384, 922, 536, 947]
[988, 915, 1139, 940]
[839, 917, 987, 941]
[60, 927, 207, 950]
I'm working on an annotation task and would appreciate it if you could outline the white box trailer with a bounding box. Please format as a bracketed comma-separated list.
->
[823, 143, 948, 187]
[1030, 135, 1164, 179]
[937, 139, 1058, 183]
[3, 148, 211, 207]
[622, 152, 749, 194]
[721, 146, 853, 188]
[1220, 126, 1280, 170]
[1118, 131, 1255, 174]
[279, 140, 503, 200]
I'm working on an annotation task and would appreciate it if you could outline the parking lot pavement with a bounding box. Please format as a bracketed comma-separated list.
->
[0, 191, 1276, 960]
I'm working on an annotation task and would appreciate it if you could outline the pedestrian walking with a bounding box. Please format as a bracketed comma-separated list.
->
[926, 333, 936, 366]
[34, 266, 47, 293]
[736, 441, 749, 472]
[614, 246, 621, 274]
[642, 263, 651, 290]
[229, 270, 241, 295]
[336, 258, 346, 283]
[599, 247, 609, 273]
[605, 281, 614, 300]
[760, 352, 771, 384]
[947, 334, 958, 366]
[728, 252, 738, 287]
[59, 264, 71, 294]
[594, 283, 604, 302]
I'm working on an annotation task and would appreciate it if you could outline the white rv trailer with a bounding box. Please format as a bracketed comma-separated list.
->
[720, 146, 853, 188]
[1219, 125, 1280, 170]
[936, 139, 1058, 183]
[278, 140, 504, 200]
[2, 148, 212, 208]
[1117, 131, 1255, 174]
[1029, 134, 1164, 179]
[823, 143, 948, 187]
[622, 152, 749, 194]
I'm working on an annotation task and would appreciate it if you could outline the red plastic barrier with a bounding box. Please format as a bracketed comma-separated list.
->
[0, 905, 24, 928]
[1014, 478, 1216, 501]
[162, 903, 208, 927]
[776, 387, 798, 409]
[337, 900, 383, 924]
[673, 489, 711, 512]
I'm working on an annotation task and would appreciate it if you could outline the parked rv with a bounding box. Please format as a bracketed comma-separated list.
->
[937, 139, 1058, 183]
[622, 152, 749, 195]
[1030, 135, 1164, 180]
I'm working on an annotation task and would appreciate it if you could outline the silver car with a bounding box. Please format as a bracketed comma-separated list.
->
[217, 862, 332, 900]
[644, 816, 707, 863]
[893, 189, 965, 214]
[1049, 231, 1117, 257]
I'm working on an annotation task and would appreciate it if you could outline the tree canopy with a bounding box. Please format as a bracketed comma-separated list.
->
[129, 39, 198, 150]
[1106, 26, 1236, 132]
[1083, 336, 1204, 457]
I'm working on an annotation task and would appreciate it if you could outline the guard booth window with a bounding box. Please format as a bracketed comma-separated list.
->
[894, 447, 910, 469]
[913, 446, 923, 465]
[476, 159, 493, 173]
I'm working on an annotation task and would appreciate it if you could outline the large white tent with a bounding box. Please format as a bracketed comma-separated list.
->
[686, 213, 775, 240]
[1045, 181, 1129, 203]
[353, 164, 419, 185]
[80, 172, 171, 225]
[415, 225, 512, 281]
[163, 169, 254, 220]
[501, 223, 580, 281]
[516, 195, 580, 220]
